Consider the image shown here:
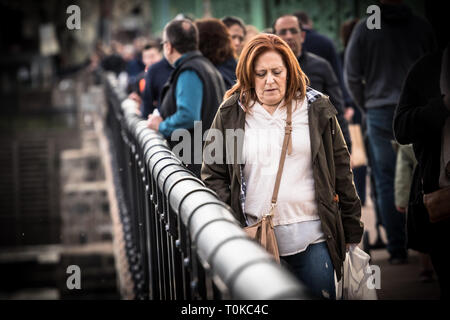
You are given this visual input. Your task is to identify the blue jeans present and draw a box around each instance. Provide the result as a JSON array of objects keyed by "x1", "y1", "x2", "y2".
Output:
[
  {"x1": 366, "y1": 106, "x2": 406, "y2": 257},
  {"x1": 353, "y1": 165, "x2": 367, "y2": 206},
  {"x1": 281, "y1": 242, "x2": 336, "y2": 300}
]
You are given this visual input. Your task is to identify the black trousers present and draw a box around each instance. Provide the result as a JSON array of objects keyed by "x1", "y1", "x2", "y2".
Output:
[{"x1": 429, "y1": 219, "x2": 450, "y2": 299}]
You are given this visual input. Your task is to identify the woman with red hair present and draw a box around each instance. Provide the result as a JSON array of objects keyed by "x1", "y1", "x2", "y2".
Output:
[
  {"x1": 201, "y1": 34, "x2": 363, "y2": 299},
  {"x1": 196, "y1": 18, "x2": 237, "y2": 90}
]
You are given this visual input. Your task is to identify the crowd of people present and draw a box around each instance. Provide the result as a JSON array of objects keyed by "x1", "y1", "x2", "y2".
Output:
[{"x1": 93, "y1": 0, "x2": 449, "y2": 299}]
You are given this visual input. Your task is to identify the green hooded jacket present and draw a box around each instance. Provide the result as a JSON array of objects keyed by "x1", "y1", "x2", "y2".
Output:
[{"x1": 201, "y1": 88, "x2": 364, "y2": 280}]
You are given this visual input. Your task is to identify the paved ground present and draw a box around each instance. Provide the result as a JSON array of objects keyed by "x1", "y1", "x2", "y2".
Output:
[
  {"x1": 358, "y1": 180, "x2": 440, "y2": 300},
  {"x1": 369, "y1": 249, "x2": 440, "y2": 300}
]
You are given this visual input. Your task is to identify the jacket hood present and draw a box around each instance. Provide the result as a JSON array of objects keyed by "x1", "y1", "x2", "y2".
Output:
[{"x1": 216, "y1": 57, "x2": 237, "y2": 90}]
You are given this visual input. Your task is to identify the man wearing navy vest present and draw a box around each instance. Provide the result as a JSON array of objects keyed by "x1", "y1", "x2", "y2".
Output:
[{"x1": 147, "y1": 18, "x2": 226, "y2": 177}]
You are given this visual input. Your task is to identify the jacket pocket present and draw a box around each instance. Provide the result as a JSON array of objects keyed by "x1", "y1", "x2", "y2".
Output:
[
  {"x1": 321, "y1": 199, "x2": 346, "y2": 260},
  {"x1": 320, "y1": 198, "x2": 339, "y2": 216},
  {"x1": 319, "y1": 199, "x2": 338, "y2": 237}
]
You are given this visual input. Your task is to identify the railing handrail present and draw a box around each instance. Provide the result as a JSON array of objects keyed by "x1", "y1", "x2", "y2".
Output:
[{"x1": 105, "y1": 72, "x2": 314, "y2": 300}]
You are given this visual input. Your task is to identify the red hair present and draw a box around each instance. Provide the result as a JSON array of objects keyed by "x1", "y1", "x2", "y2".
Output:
[{"x1": 225, "y1": 33, "x2": 308, "y2": 111}]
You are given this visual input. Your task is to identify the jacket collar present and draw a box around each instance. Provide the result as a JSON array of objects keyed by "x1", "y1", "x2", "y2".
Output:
[
  {"x1": 305, "y1": 86, "x2": 323, "y2": 105},
  {"x1": 305, "y1": 87, "x2": 337, "y2": 161},
  {"x1": 173, "y1": 51, "x2": 202, "y2": 68},
  {"x1": 231, "y1": 86, "x2": 325, "y2": 112},
  {"x1": 166, "y1": 51, "x2": 203, "y2": 84},
  {"x1": 297, "y1": 48, "x2": 308, "y2": 65},
  {"x1": 228, "y1": 87, "x2": 336, "y2": 183}
]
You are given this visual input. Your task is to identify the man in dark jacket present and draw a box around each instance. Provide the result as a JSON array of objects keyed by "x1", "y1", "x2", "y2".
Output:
[
  {"x1": 147, "y1": 19, "x2": 226, "y2": 177},
  {"x1": 294, "y1": 11, "x2": 353, "y2": 108},
  {"x1": 273, "y1": 15, "x2": 352, "y2": 152},
  {"x1": 128, "y1": 42, "x2": 162, "y2": 97},
  {"x1": 128, "y1": 42, "x2": 170, "y2": 118},
  {"x1": 345, "y1": 0, "x2": 436, "y2": 264},
  {"x1": 141, "y1": 57, "x2": 173, "y2": 118}
]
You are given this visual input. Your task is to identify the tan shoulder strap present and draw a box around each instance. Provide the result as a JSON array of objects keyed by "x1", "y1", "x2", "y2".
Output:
[{"x1": 271, "y1": 102, "x2": 293, "y2": 205}]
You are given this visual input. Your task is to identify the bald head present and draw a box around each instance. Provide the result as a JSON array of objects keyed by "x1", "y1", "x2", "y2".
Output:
[{"x1": 181, "y1": 21, "x2": 192, "y2": 31}]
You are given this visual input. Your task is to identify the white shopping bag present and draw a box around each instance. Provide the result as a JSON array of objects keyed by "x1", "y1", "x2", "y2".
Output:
[{"x1": 335, "y1": 245, "x2": 378, "y2": 300}]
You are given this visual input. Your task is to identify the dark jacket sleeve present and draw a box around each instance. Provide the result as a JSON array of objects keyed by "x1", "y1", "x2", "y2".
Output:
[
  {"x1": 344, "y1": 22, "x2": 366, "y2": 112},
  {"x1": 323, "y1": 40, "x2": 353, "y2": 107},
  {"x1": 332, "y1": 115, "x2": 364, "y2": 244},
  {"x1": 323, "y1": 61, "x2": 352, "y2": 153},
  {"x1": 393, "y1": 55, "x2": 450, "y2": 145},
  {"x1": 201, "y1": 107, "x2": 231, "y2": 205},
  {"x1": 141, "y1": 69, "x2": 155, "y2": 119}
]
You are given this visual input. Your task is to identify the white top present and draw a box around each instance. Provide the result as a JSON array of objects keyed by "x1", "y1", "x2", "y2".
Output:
[{"x1": 242, "y1": 98, "x2": 325, "y2": 256}]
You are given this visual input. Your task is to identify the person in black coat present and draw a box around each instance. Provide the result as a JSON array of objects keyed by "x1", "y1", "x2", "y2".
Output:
[
  {"x1": 140, "y1": 57, "x2": 174, "y2": 118},
  {"x1": 394, "y1": 44, "x2": 450, "y2": 299},
  {"x1": 294, "y1": 11, "x2": 352, "y2": 108},
  {"x1": 345, "y1": 1, "x2": 436, "y2": 264}
]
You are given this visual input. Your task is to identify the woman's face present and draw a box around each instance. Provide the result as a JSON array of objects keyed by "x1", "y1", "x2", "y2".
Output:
[
  {"x1": 253, "y1": 50, "x2": 287, "y2": 106},
  {"x1": 229, "y1": 24, "x2": 245, "y2": 56}
]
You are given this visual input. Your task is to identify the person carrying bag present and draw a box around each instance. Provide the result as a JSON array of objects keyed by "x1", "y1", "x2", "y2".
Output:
[
  {"x1": 422, "y1": 45, "x2": 450, "y2": 223},
  {"x1": 202, "y1": 33, "x2": 363, "y2": 300}
]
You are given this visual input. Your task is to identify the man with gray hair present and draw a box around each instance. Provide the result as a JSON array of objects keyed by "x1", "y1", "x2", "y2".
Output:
[{"x1": 147, "y1": 18, "x2": 226, "y2": 176}]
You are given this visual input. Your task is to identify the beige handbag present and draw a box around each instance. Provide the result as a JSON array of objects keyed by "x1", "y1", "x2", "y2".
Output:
[
  {"x1": 244, "y1": 102, "x2": 293, "y2": 264},
  {"x1": 349, "y1": 124, "x2": 367, "y2": 168}
]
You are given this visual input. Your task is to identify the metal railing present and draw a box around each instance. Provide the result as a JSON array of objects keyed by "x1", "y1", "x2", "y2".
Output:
[{"x1": 103, "y1": 73, "x2": 313, "y2": 300}]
